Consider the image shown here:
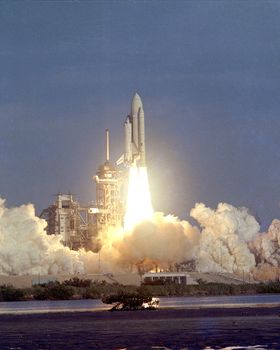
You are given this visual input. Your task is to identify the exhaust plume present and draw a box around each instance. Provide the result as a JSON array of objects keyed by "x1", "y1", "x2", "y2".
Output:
[
  {"x1": 190, "y1": 203, "x2": 259, "y2": 273},
  {"x1": 0, "y1": 198, "x2": 89, "y2": 275},
  {"x1": 124, "y1": 165, "x2": 153, "y2": 230},
  {"x1": 251, "y1": 219, "x2": 280, "y2": 281},
  {"x1": 2, "y1": 195, "x2": 280, "y2": 282},
  {"x1": 104, "y1": 212, "x2": 200, "y2": 272}
]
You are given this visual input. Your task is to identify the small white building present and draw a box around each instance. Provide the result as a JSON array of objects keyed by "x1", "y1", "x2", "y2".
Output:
[{"x1": 143, "y1": 272, "x2": 198, "y2": 285}]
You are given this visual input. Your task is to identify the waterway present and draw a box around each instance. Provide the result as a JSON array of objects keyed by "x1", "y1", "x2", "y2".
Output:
[
  {"x1": 0, "y1": 294, "x2": 280, "y2": 315},
  {"x1": 0, "y1": 295, "x2": 279, "y2": 349}
]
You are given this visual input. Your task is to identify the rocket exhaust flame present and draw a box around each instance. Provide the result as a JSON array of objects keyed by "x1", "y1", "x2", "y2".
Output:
[{"x1": 124, "y1": 165, "x2": 153, "y2": 230}]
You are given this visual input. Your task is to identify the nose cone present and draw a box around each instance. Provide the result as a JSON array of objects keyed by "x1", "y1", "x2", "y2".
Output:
[{"x1": 131, "y1": 93, "x2": 143, "y2": 115}]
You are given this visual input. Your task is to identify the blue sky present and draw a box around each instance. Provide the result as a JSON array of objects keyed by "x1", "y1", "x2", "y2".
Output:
[{"x1": 1, "y1": 1, "x2": 280, "y2": 228}]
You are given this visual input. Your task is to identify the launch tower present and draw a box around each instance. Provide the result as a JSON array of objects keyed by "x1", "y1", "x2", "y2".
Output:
[
  {"x1": 40, "y1": 193, "x2": 95, "y2": 250},
  {"x1": 94, "y1": 130, "x2": 123, "y2": 230}
]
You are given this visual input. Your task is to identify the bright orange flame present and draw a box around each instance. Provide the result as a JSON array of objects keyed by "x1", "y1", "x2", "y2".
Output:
[{"x1": 124, "y1": 165, "x2": 153, "y2": 230}]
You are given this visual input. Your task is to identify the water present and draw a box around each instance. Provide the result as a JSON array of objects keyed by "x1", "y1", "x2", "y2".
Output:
[
  {"x1": 0, "y1": 298, "x2": 108, "y2": 315},
  {"x1": 0, "y1": 310, "x2": 279, "y2": 349},
  {"x1": 0, "y1": 296, "x2": 279, "y2": 349},
  {"x1": 159, "y1": 294, "x2": 280, "y2": 309},
  {"x1": 0, "y1": 294, "x2": 280, "y2": 315}
]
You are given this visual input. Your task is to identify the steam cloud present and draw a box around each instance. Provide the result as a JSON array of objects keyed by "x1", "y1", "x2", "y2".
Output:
[
  {"x1": 251, "y1": 220, "x2": 280, "y2": 280},
  {"x1": 190, "y1": 203, "x2": 280, "y2": 280},
  {"x1": 0, "y1": 199, "x2": 92, "y2": 275},
  {"x1": 98, "y1": 202, "x2": 280, "y2": 280},
  {"x1": 190, "y1": 203, "x2": 259, "y2": 274},
  {"x1": 1, "y1": 197, "x2": 280, "y2": 281},
  {"x1": 100, "y1": 212, "x2": 200, "y2": 272}
]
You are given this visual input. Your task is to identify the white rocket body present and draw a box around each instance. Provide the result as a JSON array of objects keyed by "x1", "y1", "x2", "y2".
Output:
[
  {"x1": 124, "y1": 116, "x2": 132, "y2": 161},
  {"x1": 117, "y1": 93, "x2": 146, "y2": 167}
]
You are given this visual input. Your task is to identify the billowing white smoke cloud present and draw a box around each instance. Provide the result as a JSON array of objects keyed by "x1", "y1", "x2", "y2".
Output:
[
  {"x1": 0, "y1": 198, "x2": 200, "y2": 276},
  {"x1": 251, "y1": 220, "x2": 280, "y2": 281},
  {"x1": 0, "y1": 198, "x2": 93, "y2": 275},
  {"x1": 190, "y1": 203, "x2": 260, "y2": 273},
  {"x1": 2, "y1": 196, "x2": 280, "y2": 281},
  {"x1": 98, "y1": 212, "x2": 200, "y2": 273}
]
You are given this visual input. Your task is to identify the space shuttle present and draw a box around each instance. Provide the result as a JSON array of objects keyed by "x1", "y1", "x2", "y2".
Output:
[{"x1": 117, "y1": 93, "x2": 146, "y2": 167}]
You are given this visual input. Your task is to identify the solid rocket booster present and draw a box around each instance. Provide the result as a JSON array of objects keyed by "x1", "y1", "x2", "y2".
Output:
[
  {"x1": 138, "y1": 104, "x2": 145, "y2": 166},
  {"x1": 117, "y1": 93, "x2": 146, "y2": 167},
  {"x1": 124, "y1": 116, "x2": 132, "y2": 161}
]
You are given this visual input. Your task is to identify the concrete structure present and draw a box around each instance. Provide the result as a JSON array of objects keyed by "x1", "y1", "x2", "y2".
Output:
[{"x1": 143, "y1": 272, "x2": 198, "y2": 285}]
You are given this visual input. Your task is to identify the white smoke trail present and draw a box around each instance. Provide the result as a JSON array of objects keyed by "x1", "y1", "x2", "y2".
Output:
[{"x1": 0, "y1": 198, "x2": 90, "y2": 275}]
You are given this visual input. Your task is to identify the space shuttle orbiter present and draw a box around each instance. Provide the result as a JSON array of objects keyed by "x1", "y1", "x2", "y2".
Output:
[{"x1": 117, "y1": 93, "x2": 146, "y2": 167}]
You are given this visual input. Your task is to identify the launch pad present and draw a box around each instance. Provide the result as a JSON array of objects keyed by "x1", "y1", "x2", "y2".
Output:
[
  {"x1": 1, "y1": 93, "x2": 274, "y2": 283},
  {"x1": 40, "y1": 93, "x2": 149, "y2": 251}
]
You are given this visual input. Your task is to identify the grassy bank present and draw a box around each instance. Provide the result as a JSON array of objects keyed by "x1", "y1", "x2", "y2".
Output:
[{"x1": 0, "y1": 278, "x2": 280, "y2": 302}]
